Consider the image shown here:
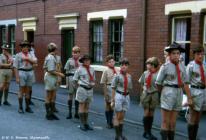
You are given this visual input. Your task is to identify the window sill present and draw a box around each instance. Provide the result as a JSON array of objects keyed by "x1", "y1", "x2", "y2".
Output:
[{"x1": 90, "y1": 64, "x2": 120, "y2": 72}]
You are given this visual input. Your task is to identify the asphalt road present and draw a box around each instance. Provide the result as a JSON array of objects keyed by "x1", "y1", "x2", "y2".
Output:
[{"x1": 0, "y1": 81, "x2": 205, "y2": 140}]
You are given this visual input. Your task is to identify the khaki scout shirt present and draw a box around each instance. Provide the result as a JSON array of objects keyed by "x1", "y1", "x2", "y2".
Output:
[
  {"x1": 186, "y1": 61, "x2": 206, "y2": 86},
  {"x1": 64, "y1": 58, "x2": 81, "y2": 75},
  {"x1": 13, "y1": 52, "x2": 37, "y2": 70},
  {"x1": 100, "y1": 67, "x2": 118, "y2": 85},
  {"x1": 43, "y1": 54, "x2": 57, "y2": 72},
  {"x1": 139, "y1": 70, "x2": 158, "y2": 93},
  {"x1": 156, "y1": 61, "x2": 189, "y2": 86},
  {"x1": 73, "y1": 65, "x2": 95, "y2": 87},
  {"x1": 0, "y1": 54, "x2": 13, "y2": 69},
  {"x1": 111, "y1": 73, "x2": 133, "y2": 93}
]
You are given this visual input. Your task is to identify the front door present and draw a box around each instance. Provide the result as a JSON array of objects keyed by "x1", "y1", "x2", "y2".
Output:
[{"x1": 61, "y1": 29, "x2": 74, "y2": 68}]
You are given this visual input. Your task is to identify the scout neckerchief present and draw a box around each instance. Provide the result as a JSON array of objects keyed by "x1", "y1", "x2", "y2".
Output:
[
  {"x1": 146, "y1": 70, "x2": 156, "y2": 89},
  {"x1": 171, "y1": 60, "x2": 183, "y2": 87},
  {"x1": 108, "y1": 65, "x2": 116, "y2": 74},
  {"x1": 120, "y1": 69, "x2": 128, "y2": 95},
  {"x1": 83, "y1": 64, "x2": 94, "y2": 82},
  {"x1": 73, "y1": 57, "x2": 79, "y2": 68},
  {"x1": 22, "y1": 52, "x2": 29, "y2": 66},
  {"x1": 195, "y1": 61, "x2": 205, "y2": 84}
]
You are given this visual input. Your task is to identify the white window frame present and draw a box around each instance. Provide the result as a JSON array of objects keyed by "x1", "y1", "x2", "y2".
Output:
[{"x1": 171, "y1": 16, "x2": 191, "y2": 44}]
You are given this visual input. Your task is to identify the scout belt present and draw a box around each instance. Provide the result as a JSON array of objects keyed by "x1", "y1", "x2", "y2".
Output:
[
  {"x1": 165, "y1": 84, "x2": 182, "y2": 88},
  {"x1": 65, "y1": 73, "x2": 74, "y2": 77},
  {"x1": 191, "y1": 85, "x2": 205, "y2": 89},
  {"x1": 116, "y1": 90, "x2": 129, "y2": 96},
  {"x1": 18, "y1": 68, "x2": 33, "y2": 71},
  {"x1": 80, "y1": 84, "x2": 93, "y2": 90}
]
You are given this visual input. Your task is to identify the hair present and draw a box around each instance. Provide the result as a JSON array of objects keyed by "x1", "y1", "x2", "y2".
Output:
[
  {"x1": 119, "y1": 58, "x2": 130, "y2": 65},
  {"x1": 105, "y1": 55, "x2": 114, "y2": 62},
  {"x1": 72, "y1": 45, "x2": 80, "y2": 53},
  {"x1": 146, "y1": 57, "x2": 160, "y2": 68},
  {"x1": 192, "y1": 44, "x2": 205, "y2": 54},
  {"x1": 47, "y1": 43, "x2": 57, "y2": 52}
]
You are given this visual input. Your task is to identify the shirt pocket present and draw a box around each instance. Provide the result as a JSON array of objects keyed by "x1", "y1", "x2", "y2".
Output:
[{"x1": 165, "y1": 72, "x2": 176, "y2": 81}]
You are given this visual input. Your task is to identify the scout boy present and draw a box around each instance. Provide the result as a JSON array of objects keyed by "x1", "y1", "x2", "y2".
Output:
[
  {"x1": 43, "y1": 43, "x2": 64, "y2": 120},
  {"x1": 100, "y1": 55, "x2": 118, "y2": 128},
  {"x1": 0, "y1": 44, "x2": 13, "y2": 106},
  {"x1": 139, "y1": 57, "x2": 160, "y2": 140},
  {"x1": 156, "y1": 42, "x2": 193, "y2": 140},
  {"x1": 73, "y1": 54, "x2": 95, "y2": 131},
  {"x1": 186, "y1": 45, "x2": 206, "y2": 140},
  {"x1": 111, "y1": 58, "x2": 132, "y2": 140},
  {"x1": 64, "y1": 46, "x2": 81, "y2": 119}
]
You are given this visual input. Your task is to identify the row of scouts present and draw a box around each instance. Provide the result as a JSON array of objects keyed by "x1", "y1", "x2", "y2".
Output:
[{"x1": 0, "y1": 40, "x2": 205, "y2": 140}]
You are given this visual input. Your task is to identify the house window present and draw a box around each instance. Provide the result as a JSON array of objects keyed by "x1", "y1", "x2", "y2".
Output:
[
  {"x1": 203, "y1": 15, "x2": 206, "y2": 64},
  {"x1": 172, "y1": 16, "x2": 191, "y2": 65},
  {"x1": 8, "y1": 25, "x2": 15, "y2": 55},
  {"x1": 91, "y1": 21, "x2": 103, "y2": 63},
  {"x1": 0, "y1": 26, "x2": 6, "y2": 46},
  {"x1": 109, "y1": 19, "x2": 124, "y2": 62}
]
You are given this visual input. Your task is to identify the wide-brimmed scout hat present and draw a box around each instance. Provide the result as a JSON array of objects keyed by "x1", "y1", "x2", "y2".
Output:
[
  {"x1": 164, "y1": 42, "x2": 185, "y2": 53},
  {"x1": 19, "y1": 40, "x2": 30, "y2": 48},
  {"x1": 47, "y1": 42, "x2": 57, "y2": 52},
  {"x1": 146, "y1": 57, "x2": 160, "y2": 68},
  {"x1": 1, "y1": 44, "x2": 11, "y2": 49},
  {"x1": 79, "y1": 54, "x2": 91, "y2": 63}
]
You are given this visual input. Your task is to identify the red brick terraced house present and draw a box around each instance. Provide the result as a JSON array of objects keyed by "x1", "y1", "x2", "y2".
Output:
[{"x1": 0, "y1": 0, "x2": 206, "y2": 97}]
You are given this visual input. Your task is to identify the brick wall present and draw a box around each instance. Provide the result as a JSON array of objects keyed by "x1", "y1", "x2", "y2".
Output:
[{"x1": 0, "y1": 0, "x2": 204, "y2": 96}]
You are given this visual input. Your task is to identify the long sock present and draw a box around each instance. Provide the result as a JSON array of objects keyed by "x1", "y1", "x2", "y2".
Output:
[
  {"x1": 119, "y1": 124, "x2": 123, "y2": 137},
  {"x1": 188, "y1": 124, "x2": 195, "y2": 140},
  {"x1": 193, "y1": 124, "x2": 199, "y2": 140},
  {"x1": 0, "y1": 90, "x2": 3, "y2": 104},
  {"x1": 114, "y1": 125, "x2": 120, "y2": 138},
  {"x1": 148, "y1": 116, "x2": 154, "y2": 134},
  {"x1": 68, "y1": 100, "x2": 72, "y2": 113},
  {"x1": 143, "y1": 117, "x2": 150, "y2": 134},
  {"x1": 105, "y1": 111, "x2": 110, "y2": 124},
  {"x1": 4, "y1": 89, "x2": 9, "y2": 102},
  {"x1": 75, "y1": 100, "x2": 79, "y2": 115},
  {"x1": 109, "y1": 110, "x2": 114, "y2": 125},
  {"x1": 160, "y1": 129, "x2": 168, "y2": 140},
  {"x1": 18, "y1": 98, "x2": 23, "y2": 109},
  {"x1": 79, "y1": 113, "x2": 85, "y2": 125},
  {"x1": 168, "y1": 130, "x2": 175, "y2": 140}
]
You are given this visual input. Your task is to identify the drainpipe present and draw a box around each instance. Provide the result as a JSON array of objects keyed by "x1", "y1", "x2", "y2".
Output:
[{"x1": 141, "y1": 0, "x2": 147, "y2": 72}]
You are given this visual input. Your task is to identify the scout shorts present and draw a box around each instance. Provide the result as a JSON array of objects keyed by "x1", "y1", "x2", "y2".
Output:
[
  {"x1": 190, "y1": 88, "x2": 205, "y2": 111},
  {"x1": 140, "y1": 91, "x2": 159, "y2": 109},
  {"x1": 0, "y1": 69, "x2": 12, "y2": 83},
  {"x1": 44, "y1": 73, "x2": 58, "y2": 91},
  {"x1": 104, "y1": 85, "x2": 112, "y2": 102},
  {"x1": 161, "y1": 86, "x2": 183, "y2": 111},
  {"x1": 76, "y1": 86, "x2": 93, "y2": 103},
  {"x1": 19, "y1": 70, "x2": 33, "y2": 87},
  {"x1": 114, "y1": 92, "x2": 130, "y2": 112},
  {"x1": 67, "y1": 76, "x2": 77, "y2": 95}
]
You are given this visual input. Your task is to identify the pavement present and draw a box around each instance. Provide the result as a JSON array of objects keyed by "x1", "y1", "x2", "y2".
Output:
[{"x1": 0, "y1": 80, "x2": 205, "y2": 140}]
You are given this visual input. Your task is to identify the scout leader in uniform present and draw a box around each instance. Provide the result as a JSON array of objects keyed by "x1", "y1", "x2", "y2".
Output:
[
  {"x1": 43, "y1": 43, "x2": 65, "y2": 120},
  {"x1": 138, "y1": 57, "x2": 160, "y2": 140},
  {"x1": 0, "y1": 44, "x2": 13, "y2": 106},
  {"x1": 111, "y1": 58, "x2": 132, "y2": 140},
  {"x1": 186, "y1": 46, "x2": 206, "y2": 140},
  {"x1": 64, "y1": 46, "x2": 81, "y2": 119},
  {"x1": 155, "y1": 42, "x2": 193, "y2": 140},
  {"x1": 13, "y1": 41, "x2": 38, "y2": 113},
  {"x1": 100, "y1": 55, "x2": 118, "y2": 129},
  {"x1": 73, "y1": 54, "x2": 95, "y2": 131}
]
